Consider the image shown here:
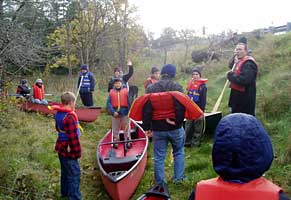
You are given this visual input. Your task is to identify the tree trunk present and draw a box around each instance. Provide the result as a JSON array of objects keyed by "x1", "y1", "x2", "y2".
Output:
[
  {"x1": 163, "y1": 49, "x2": 167, "y2": 64},
  {"x1": 66, "y1": 23, "x2": 72, "y2": 77}
]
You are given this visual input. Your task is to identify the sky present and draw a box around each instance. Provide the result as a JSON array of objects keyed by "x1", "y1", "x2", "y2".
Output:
[{"x1": 129, "y1": 0, "x2": 291, "y2": 38}]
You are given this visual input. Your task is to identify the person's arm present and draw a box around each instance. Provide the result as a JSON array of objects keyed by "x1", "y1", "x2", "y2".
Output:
[
  {"x1": 89, "y1": 73, "x2": 95, "y2": 92},
  {"x1": 108, "y1": 79, "x2": 113, "y2": 92},
  {"x1": 174, "y1": 98, "x2": 186, "y2": 126},
  {"x1": 106, "y1": 95, "x2": 115, "y2": 115},
  {"x1": 64, "y1": 114, "x2": 81, "y2": 159},
  {"x1": 227, "y1": 61, "x2": 257, "y2": 86},
  {"x1": 122, "y1": 64, "x2": 133, "y2": 83},
  {"x1": 142, "y1": 100, "x2": 152, "y2": 131},
  {"x1": 199, "y1": 85, "x2": 207, "y2": 111}
]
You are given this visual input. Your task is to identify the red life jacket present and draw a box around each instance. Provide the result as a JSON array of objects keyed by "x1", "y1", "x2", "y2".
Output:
[
  {"x1": 230, "y1": 56, "x2": 258, "y2": 92},
  {"x1": 109, "y1": 88, "x2": 129, "y2": 109},
  {"x1": 129, "y1": 91, "x2": 203, "y2": 121},
  {"x1": 144, "y1": 77, "x2": 158, "y2": 88},
  {"x1": 187, "y1": 78, "x2": 208, "y2": 102},
  {"x1": 33, "y1": 84, "x2": 45, "y2": 100},
  {"x1": 195, "y1": 177, "x2": 282, "y2": 200}
]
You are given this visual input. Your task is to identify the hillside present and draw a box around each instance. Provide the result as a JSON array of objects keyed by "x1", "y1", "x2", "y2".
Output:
[{"x1": 0, "y1": 33, "x2": 291, "y2": 199}]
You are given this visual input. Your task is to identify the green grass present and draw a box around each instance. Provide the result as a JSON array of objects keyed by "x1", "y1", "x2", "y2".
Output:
[{"x1": 1, "y1": 33, "x2": 291, "y2": 199}]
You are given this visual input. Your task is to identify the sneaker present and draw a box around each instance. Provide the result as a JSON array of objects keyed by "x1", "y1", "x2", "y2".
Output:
[
  {"x1": 173, "y1": 176, "x2": 187, "y2": 184},
  {"x1": 112, "y1": 143, "x2": 118, "y2": 149}
]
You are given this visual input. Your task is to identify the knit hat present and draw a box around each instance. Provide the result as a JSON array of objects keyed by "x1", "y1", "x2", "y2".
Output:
[
  {"x1": 237, "y1": 36, "x2": 248, "y2": 50},
  {"x1": 114, "y1": 67, "x2": 121, "y2": 73},
  {"x1": 192, "y1": 67, "x2": 201, "y2": 77},
  {"x1": 21, "y1": 79, "x2": 28, "y2": 85},
  {"x1": 113, "y1": 77, "x2": 123, "y2": 83},
  {"x1": 161, "y1": 64, "x2": 176, "y2": 78},
  {"x1": 80, "y1": 64, "x2": 88, "y2": 70},
  {"x1": 35, "y1": 79, "x2": 43, "y2": 84},
  {"x1": 151, "y1": 67, "x2": 160, "y2": 74}
]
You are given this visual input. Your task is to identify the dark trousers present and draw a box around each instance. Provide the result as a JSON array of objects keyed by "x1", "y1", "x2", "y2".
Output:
[
  {"x1": 185, "y1": 117, "x2": 204, "y2": 146},
  {"x1": 59, "y1": 155, "x2": 82, "y2": 200},
  {"x1": 80, "y1": 92, "x2": 93, "y2": 106}
]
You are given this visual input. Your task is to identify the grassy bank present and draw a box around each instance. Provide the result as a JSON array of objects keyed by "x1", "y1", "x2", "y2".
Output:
[{"x1": 0, "y1": 33, "x2": 291, "y2": 199}]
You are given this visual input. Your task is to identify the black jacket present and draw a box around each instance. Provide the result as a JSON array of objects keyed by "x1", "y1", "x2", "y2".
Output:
[
  {"x1": 227, "y1": 60, "x2": 257, "y2": 116},
  {"x1": 142, "y1": 78, "x2": 185, "y2": 131}
]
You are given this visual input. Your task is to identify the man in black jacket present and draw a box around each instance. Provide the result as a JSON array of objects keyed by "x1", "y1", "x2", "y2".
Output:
[
  {"x1": 227, "y1": 37, "x2": 258, "y2": 116},
  {"x1": 143, "y1": 64, "x2": 186, "y2": 184}
]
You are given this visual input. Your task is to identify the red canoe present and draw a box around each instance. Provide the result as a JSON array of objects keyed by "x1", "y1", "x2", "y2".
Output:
[
  {"x1": 96, "y1": 121, "x2": 148, "y2": 200},
  {"x1": 20, "y1": 101, "x2": 101, "y2": 123}
]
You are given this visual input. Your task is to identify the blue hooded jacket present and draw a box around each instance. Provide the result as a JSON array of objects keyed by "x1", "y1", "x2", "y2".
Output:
[{"x1": 212, "y1": 113, "x2": 274, "y2": 183}]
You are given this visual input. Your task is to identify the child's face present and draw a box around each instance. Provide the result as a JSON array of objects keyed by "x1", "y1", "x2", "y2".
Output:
[
  {"x1": 152, "y1": 71, "x2": 160, "y2": 79},
  {"x1": 114, "y1": 71, "x2": 121, "y2": 77},
  {"x1": 192, "y1": 72, "x2": 200, "y2": 81},
  {"x1": 114, "y1": 81, "x2": 122, "y2": 89},
  {"x1": 81, "y1": 69, "x2": 87, "y2": 73}
]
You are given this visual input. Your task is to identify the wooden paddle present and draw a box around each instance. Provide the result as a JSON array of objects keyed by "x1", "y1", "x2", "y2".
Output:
[
  {"x1": 75, "y1": 75, "x2": 84, "y2": 105},
  {"x1": 211, "y1": 62, "x2": 236, "y2": 113}
]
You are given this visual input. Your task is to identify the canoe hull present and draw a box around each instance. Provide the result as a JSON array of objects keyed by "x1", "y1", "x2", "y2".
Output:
[
  {"x1": 97, "y1": 121, "x2": 148, "y2": 200},
  {"x1": 20, "y1": 101, "x2": 101, "y2": 123},
  {"x1": 100, "y1": 152, "x2": 147, "y2": 200}
]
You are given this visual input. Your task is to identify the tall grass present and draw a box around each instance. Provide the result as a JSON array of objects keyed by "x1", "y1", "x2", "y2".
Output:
[{"x1": 1, "y1": 33, "x2": 291, "y2": 199}]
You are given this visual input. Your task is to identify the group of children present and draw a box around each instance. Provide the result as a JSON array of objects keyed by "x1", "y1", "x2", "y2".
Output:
[{"x1": 16, "y1": 78, "x2": 48, "y2": 104}]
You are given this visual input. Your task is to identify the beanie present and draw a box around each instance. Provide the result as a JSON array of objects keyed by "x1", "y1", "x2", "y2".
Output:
[
  {"x1": 192, "y1": 67, "x2": 201, "y2": 77},
  {"x1": 80, "y1": 64, "x2": 88, "y2": 70},
  {"x1": 21, "y1": 79, "x2": 28, "y2": 85},
  {"x1": 113, "y1": 77, "x2": 123, "y2": 83},
  {"x1": 161, "y1": 64, "x2": 176, "y2": 78},
  {"x1": 35, "y1": 79, "x2": 43, "y2": 84},
  {"x1": 151, "y1": 67, "x2": 160, "y2": 74},
  {"x1": 237, "y1": 36, "x2": 248, "y2": 50}
]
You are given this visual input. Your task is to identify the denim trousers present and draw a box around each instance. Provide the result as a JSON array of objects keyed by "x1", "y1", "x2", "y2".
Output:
[
  {"x1": 59, "y1": 155, "x2": 82, "y2": 200},
  {"x1": 153, "y1": 127, "x2": 185, "y2": 184}
]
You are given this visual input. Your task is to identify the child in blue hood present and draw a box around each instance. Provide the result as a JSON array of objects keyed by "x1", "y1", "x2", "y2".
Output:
[{"x1": 189, "y1": 113, "x2": 290, "y2": 200}]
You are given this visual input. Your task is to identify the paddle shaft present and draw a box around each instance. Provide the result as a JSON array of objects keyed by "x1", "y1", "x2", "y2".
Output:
[
  {"x1": 75, "y1": 75, "x2": 84, "y2": 105},
  {"x1": 211, "y1": 62, "x2": 236, "y2": 113}
]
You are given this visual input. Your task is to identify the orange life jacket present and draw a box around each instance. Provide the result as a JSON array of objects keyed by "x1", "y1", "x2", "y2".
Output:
[
  {"x1": 195, "y1": 177, "x2": 282, "y2": 200},
  {"x1": 230, "y1": 56, "x2": 258, "y2": 92},
  {"x1": 187, "y1": 78, "x2": 208, "y2": 102},
  {"x1": 109, "y1": 88, "x2": 129, "y2": 109},
  {"x1": 129, "y1": 91, "x2": 203, "y2": 121},
  {"x1": 33, "y1": 84, "x2": 45, "y2": 100},
  {"x1": 144, "y1": 77, "x2": 158, "y2": 88}
]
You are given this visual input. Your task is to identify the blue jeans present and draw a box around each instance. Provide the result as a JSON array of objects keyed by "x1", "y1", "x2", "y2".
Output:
[
  {"x1": 59, "y1": 155, "x2": 82, "y2": 200},
  {"x1": 153, "y1": 127, "x2": 185, "y2": 184}
]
